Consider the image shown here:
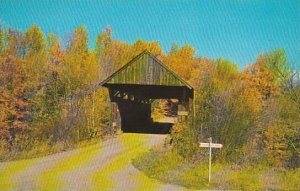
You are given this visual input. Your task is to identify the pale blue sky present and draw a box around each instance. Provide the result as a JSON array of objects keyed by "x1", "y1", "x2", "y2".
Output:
[{"x1": 0, "y1": 0, "x2": 299, "y2": 69}]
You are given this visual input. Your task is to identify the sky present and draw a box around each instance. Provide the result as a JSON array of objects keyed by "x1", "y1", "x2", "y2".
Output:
[{"x1": 0, "y1": 0, "x2": 299, "y2": 69}]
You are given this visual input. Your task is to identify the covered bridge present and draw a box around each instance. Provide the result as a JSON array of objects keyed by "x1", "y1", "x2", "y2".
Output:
[{"x1": 100, "y1": 51, "x2": 194, "y2": 134}]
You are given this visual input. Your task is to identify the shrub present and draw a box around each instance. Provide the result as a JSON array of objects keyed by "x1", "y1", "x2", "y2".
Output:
[{"x1": 170, "y1": 123, "x2": 199, "y2": 159}]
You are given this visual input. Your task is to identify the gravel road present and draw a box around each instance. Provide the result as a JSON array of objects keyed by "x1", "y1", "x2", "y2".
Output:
[{"x1": 0, "y1": 134, "x2": 187, "y2": 191}]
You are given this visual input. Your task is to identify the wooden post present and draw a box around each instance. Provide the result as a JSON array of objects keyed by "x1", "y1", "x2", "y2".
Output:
[
  {"x1": 209, "y1": 137, "x2": 212, "y2": 183},
  {"x1": 193, "y1": 91, "x2": 195, "y2": 129},
  {"x1": 199, "y1": 138, "x2": 223, "y2": 184}
]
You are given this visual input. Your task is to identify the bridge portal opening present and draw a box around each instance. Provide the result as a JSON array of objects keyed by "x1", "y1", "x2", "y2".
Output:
[{"x1": 151, "y1": 99, "x2": 178, "y2": 122}]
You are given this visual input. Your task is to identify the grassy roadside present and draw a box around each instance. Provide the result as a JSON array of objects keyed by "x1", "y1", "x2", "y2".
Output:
[
  {"x1": 278, "y1": 168, "x2": 300, "y2": 190},
  {"x1": 0, "y1": 138, "x2": 102, "y2": 162},
  {"x1": 133, "y1": 146, "x2": 300, "y2": 190}
]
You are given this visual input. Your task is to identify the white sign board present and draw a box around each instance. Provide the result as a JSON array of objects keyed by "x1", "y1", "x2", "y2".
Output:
[
  {"x1": 199, "y1": 138, "x2": 223, "y2": 183},
  {"x1": 199, "y1": 143, "x2": 223, "y2": 148},
  {"x1": 178, "y1": 111, "x2": 188, "y2": 116}
]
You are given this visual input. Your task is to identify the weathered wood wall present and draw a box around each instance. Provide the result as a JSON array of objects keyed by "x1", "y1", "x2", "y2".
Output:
[{"x1": 106, "y1": 53, "x2": 187, "y2": 87}]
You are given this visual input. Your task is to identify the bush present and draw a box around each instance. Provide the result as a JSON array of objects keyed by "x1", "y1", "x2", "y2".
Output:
[{"x1": 170, "y1": 123, "x2": 199, "y2": 159}]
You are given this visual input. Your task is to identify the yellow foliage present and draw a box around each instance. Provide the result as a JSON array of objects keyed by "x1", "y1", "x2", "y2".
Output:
[
  {"x1": 264, "y1": 122, "x2": 294, "y2": 166},
  {"x1": 163, "y1": 45, "x2": 196, "y2": 81}
]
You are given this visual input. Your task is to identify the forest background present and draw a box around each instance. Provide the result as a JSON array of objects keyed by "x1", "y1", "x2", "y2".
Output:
[{"x1": 0, "y1": 25, "x2": 299, "y2": 188}]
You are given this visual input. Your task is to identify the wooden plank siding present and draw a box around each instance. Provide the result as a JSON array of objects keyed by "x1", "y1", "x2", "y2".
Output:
[{"x1": 102, "y1": 51, "x2": 191, "y2": 88}]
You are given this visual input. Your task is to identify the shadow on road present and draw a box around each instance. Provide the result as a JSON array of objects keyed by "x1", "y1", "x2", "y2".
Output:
[{"x1": 122, "y1": 122, "x2": 173, "y2": 134}]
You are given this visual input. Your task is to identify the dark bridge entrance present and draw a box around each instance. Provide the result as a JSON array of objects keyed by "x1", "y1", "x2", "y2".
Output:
[{"x1": 100, "y1": 51, "x2": 194, "y2": 134}]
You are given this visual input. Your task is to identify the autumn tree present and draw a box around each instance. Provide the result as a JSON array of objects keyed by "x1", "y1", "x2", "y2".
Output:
[
  {"x1": 0, "y1": 54, "x2": 27, "y2": 150},
  {"x1": 163, "y1": 45, "x2": 197, "y2": 81},
  {"x1": 0, "y1": 24, "x2": 298, "y2": 167}
]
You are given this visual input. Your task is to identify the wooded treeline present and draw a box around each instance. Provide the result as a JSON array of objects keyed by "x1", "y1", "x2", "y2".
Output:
[
  {"x1": 171, "y1": 49, "x2": 300, "y2": 168},
  {"x1": 0, "y1": 24, "x2": 299, "y2": 166}
]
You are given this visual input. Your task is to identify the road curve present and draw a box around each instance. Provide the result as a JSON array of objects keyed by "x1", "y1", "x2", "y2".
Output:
[{"x1": 0, "y1": 134, "x2": 187, "y2": 191}]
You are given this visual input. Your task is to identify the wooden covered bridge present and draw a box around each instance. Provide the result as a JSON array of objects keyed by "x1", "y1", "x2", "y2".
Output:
[{"x1": 100, "y1": 51, "x2": 194, "y2": 134}]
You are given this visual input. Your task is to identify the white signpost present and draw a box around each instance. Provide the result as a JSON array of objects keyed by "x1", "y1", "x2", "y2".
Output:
[{"x1": 199, "y1": 137, "x2": 223, "y2": 183}]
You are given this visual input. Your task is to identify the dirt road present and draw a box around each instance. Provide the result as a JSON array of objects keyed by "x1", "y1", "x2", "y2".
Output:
[{"x1": 0, "y1": 134, "x2": 187, "y2": 191}]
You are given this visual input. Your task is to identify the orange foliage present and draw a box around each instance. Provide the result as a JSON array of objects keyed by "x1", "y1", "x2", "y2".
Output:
[
  {"x1": 0, "y1": 55, "x2": 28, "y2": 139},
  {"x1": 240, "y1": 60, "x2": 279, "y2": 113}
]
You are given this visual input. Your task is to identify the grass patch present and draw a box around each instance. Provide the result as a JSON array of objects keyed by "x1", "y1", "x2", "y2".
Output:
[
  {"x1": 133, "y1": 147, "x2": 225, "y2": 190},
  {"x1": 225, "y1": 167, "x2": 264, "y2": 190},
  {"x1": 0, "y1": 138, "x2": 101, "y2": 162},
  {"x1": 0, "y1": 142, "x2": 63, "y2": 162},
  {"x1": 178, "y1": 162, "x2": 224, "y2": 189},
  {"x1": 134, "y1": 148, "x2": 300, "y2": 190},
  {"x1": 278, "y1": 168, "x2": 300, "y2": 190},
  {"x1": 133, "y1": 148, "x2": 183, "y2": 179}
]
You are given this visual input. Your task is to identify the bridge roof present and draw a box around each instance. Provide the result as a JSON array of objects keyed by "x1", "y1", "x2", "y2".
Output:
[{"x1": 99, "y1": 51, "x2": 193, "y2": 90}]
